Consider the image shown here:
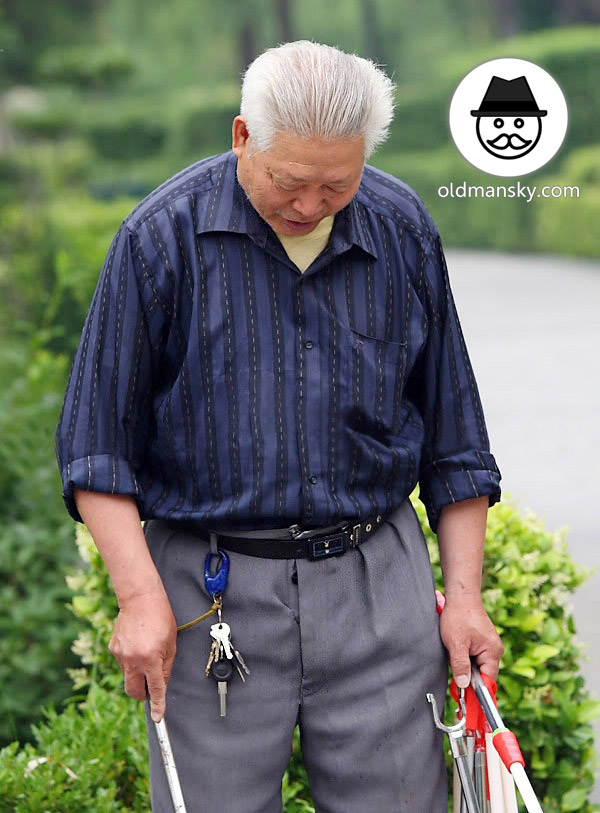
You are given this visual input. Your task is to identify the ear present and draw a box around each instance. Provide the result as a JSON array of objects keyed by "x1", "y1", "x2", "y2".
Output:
[{"x1": 232, "y1": 116, "x2": 250, "y2": 156}]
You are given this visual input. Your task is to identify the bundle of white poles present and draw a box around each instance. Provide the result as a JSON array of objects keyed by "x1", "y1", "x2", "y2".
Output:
[{"x1": 462, "y1": 664, "x2": 544, "y2": 813}]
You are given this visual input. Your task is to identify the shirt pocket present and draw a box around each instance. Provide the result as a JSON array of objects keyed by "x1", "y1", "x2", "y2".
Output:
[{"x1": 342, "y1": 328, "x2": 408, "y2": 437}]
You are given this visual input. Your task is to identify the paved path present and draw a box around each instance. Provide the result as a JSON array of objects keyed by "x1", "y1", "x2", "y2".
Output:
[{"x1": 445, "y1": 249, "x2": 600, "y2": 802}]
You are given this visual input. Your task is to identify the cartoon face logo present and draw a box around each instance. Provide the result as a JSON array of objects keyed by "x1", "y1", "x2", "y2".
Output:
[
  {"x1": 475, "y1": 114, "x2": 542, "y2": 159},
  {"x1": 471, "y1": 75, "x2": 547, "y2": 161}
]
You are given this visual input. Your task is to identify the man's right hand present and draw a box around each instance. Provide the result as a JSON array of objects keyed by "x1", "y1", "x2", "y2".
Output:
[
  {"x1": 109, "y1": 590, "x2": 178, "y2": 722},
  {"x1": 73, "y1": 490, "x2": 179, "y2": 722}
]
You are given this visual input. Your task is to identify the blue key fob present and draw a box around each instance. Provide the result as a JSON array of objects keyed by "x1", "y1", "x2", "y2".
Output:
[{"x1": 204, "y1": 550, "x2": 230, "y2": 596}]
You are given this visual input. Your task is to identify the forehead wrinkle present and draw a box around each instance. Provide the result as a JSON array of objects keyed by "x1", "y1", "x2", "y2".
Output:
[{"x1": 270, "y1": 163, "x2": 354, "y2": 185}]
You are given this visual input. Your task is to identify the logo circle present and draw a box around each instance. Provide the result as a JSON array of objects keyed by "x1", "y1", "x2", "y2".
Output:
[{"x1": 449, "y1": 58, "x2": 568, "y2": 177}]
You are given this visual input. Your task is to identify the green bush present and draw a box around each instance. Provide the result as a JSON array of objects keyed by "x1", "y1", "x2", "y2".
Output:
[
  {"x1": 561, "y1": 145, "x2": 600, "y2": 186},
  {"x1": 85, "y1": 114, "x2": 169, "y2": 161},
  {"x1": 181, "y1": 100, "x2": 238, "y2": 155},
  {"x1": 0, "y1": 348, "x2": 69, "y2": 522},
  {"x1": 37, "y1": 45, "x2": 136, "y2": 91},
  {"x1": 0, "y1": 685, "x2": 150, "y2": 812},
  {"x1": 534, "y1": 180, "x2": 600, "y2": 259},
  {"x1": 2, "y1": 497, "x2": 594, "y2": 811},
  {"x1": 9, "y1": 107, "x2": 77, "y2": 142},
  {"x1": 384, "y1": 86, "x2": 455, "y2": 155},
  {"x1": 0, "y1": 346, "x2": 83, "y2": 745},
  {"x1": 0, "y1": 520, "x2": 81, "y2": 747},
  {"x1": 0, "y1": 154, "x2": 37, "y2": 207}
]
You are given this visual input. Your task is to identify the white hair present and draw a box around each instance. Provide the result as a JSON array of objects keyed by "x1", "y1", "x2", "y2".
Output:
[{"x1": 240, "y1": 40, "x2": 396, "y2": 158}]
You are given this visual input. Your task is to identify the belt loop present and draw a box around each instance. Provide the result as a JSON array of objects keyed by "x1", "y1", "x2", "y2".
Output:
[{"x1": 209, "y1": 531, "x2": 218, "y2": 555}]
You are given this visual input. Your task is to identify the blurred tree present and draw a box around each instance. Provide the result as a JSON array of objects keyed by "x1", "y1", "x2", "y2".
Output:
[
  {"x1": 0, "y1": 0, "x2": 97, "y2": 84},
  {"x1": 275, "y1": 0, "x2": 295, "y2": 41},
  {"x1": 520, "y1": 0, "x2": 556, "y2": 31},
  {"x1": 555, "y1": 0, "x2": 600, "y2": 24},
  {"x1": 489, "y1": 0, "x2": 600, "y2": 34},
  {"x1": 231, "y1": 0, "x2": 259, "y2": 74},
  {"x1": 361, "y1": 0, "x2": 389, "y2": 67},
  {"x1": 488, "y1": 0, "x2": 521, "y2": 36}
]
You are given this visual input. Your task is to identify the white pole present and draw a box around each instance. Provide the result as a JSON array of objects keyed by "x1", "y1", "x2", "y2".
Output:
[
  {"x1": 500, "y1": 761, "x2": 518, "y2": 813},
  {"x1": 155, "y1": 718, "x2": 188, "y2": 813},
  {"x1": 485, "y1": 732, "x2": 506, "y2": 813},
  {"x1": 454, "y1": 760, "x2": 463, "y2": 812},
  {"x1": 511, "y1": 764, "x2": 544, "y2": 813}
]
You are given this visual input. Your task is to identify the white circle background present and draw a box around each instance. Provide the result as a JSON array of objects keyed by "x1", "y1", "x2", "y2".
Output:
[{"x1": 449, "y1": 58, "x2": 568, "y2": 177}]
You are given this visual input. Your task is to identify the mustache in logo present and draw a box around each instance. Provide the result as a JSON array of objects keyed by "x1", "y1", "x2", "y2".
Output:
[{"x1": 486, "y1": 132, "x2": 532, "y2": 150}]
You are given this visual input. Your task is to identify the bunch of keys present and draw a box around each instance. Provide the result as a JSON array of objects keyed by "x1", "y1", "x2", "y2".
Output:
[
  {"x1": 202, "y1": 548, "x2": 250, "y2": 717},
  {"x1": 205, "y1": 621, "x2": 250, "y2": 716}
]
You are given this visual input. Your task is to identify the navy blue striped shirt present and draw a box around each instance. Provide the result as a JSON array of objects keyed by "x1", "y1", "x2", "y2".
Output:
[{"x1": 56, "y1": 150, "x2": 501, "y2": 533}]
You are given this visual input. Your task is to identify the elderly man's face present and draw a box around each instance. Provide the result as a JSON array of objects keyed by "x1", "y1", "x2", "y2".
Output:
[{"x1": 232, "y1": 117, "x2": 365, "y2": 237}]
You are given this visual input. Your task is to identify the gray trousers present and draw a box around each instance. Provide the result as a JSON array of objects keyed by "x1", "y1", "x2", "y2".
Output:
[{"x1": 144, "y1": 499, "x2": 449, "y2": 812}]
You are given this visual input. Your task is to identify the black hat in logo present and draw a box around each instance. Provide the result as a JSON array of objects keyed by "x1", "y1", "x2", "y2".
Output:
[{"x1": 470, "y1": 75, "x2": 547, "y2": 117}]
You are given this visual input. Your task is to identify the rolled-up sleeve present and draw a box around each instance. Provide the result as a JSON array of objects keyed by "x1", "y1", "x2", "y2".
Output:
[
  {"x1": 55, "y1": 224, "x2": 156, "y2": 522},
  {"x1": 413, "y1": 230, "x2": 501, "y2": 533}
]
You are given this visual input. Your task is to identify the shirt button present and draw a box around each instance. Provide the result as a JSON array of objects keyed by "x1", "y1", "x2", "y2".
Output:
[
  {"x1": 309, "y1": 475, "x2": 318, "y2": 484},
  {"x1": 304, "y1": 340, "x2": 313, "y2": 349}
]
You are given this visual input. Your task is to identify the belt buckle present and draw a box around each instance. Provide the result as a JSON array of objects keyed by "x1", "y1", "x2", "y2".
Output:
[{"x1": 308, "y1": 532, "x2": 345, "y2": 560}]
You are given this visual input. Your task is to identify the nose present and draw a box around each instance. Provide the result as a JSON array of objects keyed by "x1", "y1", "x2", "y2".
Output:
[{"x1": 291, "y1": 190, "x2": 325, "y2": 220}]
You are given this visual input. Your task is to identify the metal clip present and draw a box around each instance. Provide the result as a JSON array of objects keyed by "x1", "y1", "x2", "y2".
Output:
[
  {"x1": 427, "y1": 689, "x2": 467, "y2": 736},
  {"x1": 427, "y1": 690, "x2": 481, "y2": 813}
]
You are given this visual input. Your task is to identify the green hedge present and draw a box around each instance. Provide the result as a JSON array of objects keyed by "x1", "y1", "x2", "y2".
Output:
[
  {"x1": 372, "y1": 145, "x2": 600, "y2": 258},
  {"x1": 85, "y1": 114, "x2": 169, "y2": 161},
  {"x1": 8, "y1": 107, "x2": 78, "y2": 142},
  {"x1": 561, "y1": 144, "x2": 600, "y2": 186},
  {"x1": 534, "y1": 182, "x2": 600, "y2": 258},
  {"x1": 0, "y1": 521, "x2": 81, "y2": 748},
  {"x1": 0, "y1": 686, "x2": 149, "y2": 812},
  {"x1": 0, "y1": 192, "x2": 135, "y2": 745},
  {"x1": 0, "y1": 496, "x2": 596, "y2": 811},
  {"x1": 0, "y1": 345, "x2": 84, "y2": 745},
  {"x1": 37, "y1": 45, "x2": 136, "y2": 91},
  {"x1": 181, "y1": 99, "x2": 238, "y2": 156}
]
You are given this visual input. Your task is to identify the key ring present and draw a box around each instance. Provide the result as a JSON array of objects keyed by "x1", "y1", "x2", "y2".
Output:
[{"x1": 204, "y1": 550, "x2": 230, "y2": 597}]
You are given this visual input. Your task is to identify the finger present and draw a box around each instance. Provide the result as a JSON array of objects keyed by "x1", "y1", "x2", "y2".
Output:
[
  {"x1": 472, "y1": 648, "x2": 502, "y2": 682},
  {"x1": 448, "y1": 643, "x2": 472, "y2": 689},
  {"x1": 163, "y1": 650, "x2": 176, "y2": 688},
  {"x1": 146, "y1": 664, "x2": 167, "y2": 723},
  {"x1": 123, "y1": 669, "x2": 148, "y2": 702}
]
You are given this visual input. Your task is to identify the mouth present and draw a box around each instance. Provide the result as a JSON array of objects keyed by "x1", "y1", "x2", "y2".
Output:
[
  {"x1": 486, "y1": 133, "x2": 532, "y2": 151},
  {"x1": 280, "y1": 217, "x2": 319, "y2": 233}
]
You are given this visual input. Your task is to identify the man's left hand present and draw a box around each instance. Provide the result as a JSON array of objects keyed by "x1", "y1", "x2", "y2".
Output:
[{"x1": 439, "y1": 594, "x2": 504, "y2": 687}]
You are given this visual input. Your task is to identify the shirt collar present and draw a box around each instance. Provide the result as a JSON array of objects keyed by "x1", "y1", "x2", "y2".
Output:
[{"x1": 194, "y1": 152, "x2": 378, "y2": 260}]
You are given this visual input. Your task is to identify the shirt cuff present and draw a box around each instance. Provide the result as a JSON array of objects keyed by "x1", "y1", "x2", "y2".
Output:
[
  {"x1": 419, "y1": 450, "x2": 502, "y2": 534},
  {"x1": 61, "y1": 454, "x2": 141, "y2": 523}
]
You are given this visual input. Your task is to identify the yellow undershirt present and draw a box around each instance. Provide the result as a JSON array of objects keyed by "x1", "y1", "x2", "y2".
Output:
[{"x1": 275, "y1": 215, "x2": 334, "y2": 273}]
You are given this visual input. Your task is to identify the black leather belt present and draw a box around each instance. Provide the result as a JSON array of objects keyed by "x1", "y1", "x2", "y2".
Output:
[{"x1": 169, "y1": 514, "x2": 385, "y2": 560}]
